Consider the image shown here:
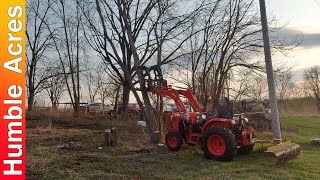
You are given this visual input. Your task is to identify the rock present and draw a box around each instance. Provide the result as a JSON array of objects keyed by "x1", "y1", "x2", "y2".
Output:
[
  {"x1": 311, "y1": 138, "x2": 320, "y2": 145},
  {"x1": 57, "y1": 144, "x2": 65, "y2": 149},
  {"x1": 137, "y1": 121, "x2": 147, "y2": 127}
]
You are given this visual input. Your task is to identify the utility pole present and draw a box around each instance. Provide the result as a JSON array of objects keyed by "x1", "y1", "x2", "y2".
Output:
[{"x1": 258, "y1": 0, "x2": 282, "y2": 144}]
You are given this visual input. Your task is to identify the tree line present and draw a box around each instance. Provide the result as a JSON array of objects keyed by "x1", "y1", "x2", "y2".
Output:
[{"x1": 27, "y1": 0, "x2": 319, "y2": 142}]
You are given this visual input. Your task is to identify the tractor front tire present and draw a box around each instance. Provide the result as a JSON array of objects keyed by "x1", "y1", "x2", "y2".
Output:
[
  {"x1": 165, "y1": 132, "x2": 183, "y2": 151},
  {"x1": 202, "y1": 127, "x2": 237, "y2": 161}
]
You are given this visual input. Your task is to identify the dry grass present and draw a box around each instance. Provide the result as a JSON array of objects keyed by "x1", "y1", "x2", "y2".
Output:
[{"x1": 26, "y1": 111, "x2": 320, "y2": 179}]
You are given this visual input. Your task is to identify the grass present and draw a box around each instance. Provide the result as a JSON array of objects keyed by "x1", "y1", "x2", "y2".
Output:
[{"x1": 26, "y1": 113, "x2": 320, "y2": 180}]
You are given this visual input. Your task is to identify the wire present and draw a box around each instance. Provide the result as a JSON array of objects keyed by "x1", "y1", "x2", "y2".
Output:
[{"x1": 313, "y1": 0, "x2": 320, "y2": 8}]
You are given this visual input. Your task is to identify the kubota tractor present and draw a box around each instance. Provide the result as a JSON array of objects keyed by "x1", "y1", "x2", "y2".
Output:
[{"x1": 143, "y1": 66, "x2": 257, "y2": 161}]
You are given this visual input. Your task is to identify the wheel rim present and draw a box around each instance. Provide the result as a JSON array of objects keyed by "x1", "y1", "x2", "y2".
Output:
[
  {"x1": 207, "y1": 135, "x2": 226, "y2": 156},
  {"x1": 167, "y1": 135, "x2": 177, "y2": 147}
]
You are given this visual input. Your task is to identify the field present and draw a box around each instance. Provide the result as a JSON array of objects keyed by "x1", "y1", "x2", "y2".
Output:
[{"x1": 26, "y1": 113, "x2": 320, "y2": 180}]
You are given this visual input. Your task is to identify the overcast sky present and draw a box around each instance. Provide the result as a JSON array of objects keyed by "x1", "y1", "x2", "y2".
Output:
[{"x1": 266, "y1": 0, "x2": 320, "y2": 71}]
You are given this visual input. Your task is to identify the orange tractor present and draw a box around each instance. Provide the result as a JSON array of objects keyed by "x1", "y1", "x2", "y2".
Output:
[
  {"x1": 144, "y1": 66, "x2": 257, "y2": 161},
  {"x1": 144, "y1": 66, "x2": 300, "y2": 161}
]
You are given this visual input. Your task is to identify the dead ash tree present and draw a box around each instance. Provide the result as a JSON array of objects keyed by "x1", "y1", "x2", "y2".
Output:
[{"x1": 81, "y1": 0, "x2": 204, "y2": 142}]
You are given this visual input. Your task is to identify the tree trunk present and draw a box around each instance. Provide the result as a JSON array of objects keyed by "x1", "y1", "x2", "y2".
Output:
[
  {"x1": 141, "y1": 87, "x2": 159, "y2": 143},
  {"x1": 28, "y1": 89, "x2": 35, "y2": 111},
  {"x1": 74, "y1": 99, "x2": 80, "y2": 117},
  {"x1": 211, "y1": 83, "x2": 224, "y2": 113},
  {"x1": 114, "y1": 84, "x2": 121, "y2": 112},
  {"x1": 120, "y1": 2, "x2": 159, "y2": 143},
  {"x1": 52, "y1": 102, "x2": 58, "y2": 110},
  {"x1": 27, "y1": 70, "x2": 35, "y2": 111},
  {"x1": 121, "y1": 83, "x2": 130, "y2": 113},
  {"x1": 157, "y1": 96, "x2": 164, "y2": 142}
]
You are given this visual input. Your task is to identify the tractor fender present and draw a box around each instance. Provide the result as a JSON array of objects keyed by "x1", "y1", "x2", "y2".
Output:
[{"x1": 202, "y1": 118, "x2": 231, "y2": 134}]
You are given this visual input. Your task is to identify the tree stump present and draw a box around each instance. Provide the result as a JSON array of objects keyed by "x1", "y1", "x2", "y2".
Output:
[
  {"x1": 104, "y1": 129, "x2": 113, "y2": 147},
  {"x1": 104, "y1": 127, "x2": 118, "y2": 147}
]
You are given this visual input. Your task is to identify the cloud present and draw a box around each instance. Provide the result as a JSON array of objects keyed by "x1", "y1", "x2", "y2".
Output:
[
  {"x1": 301, "y1": 33, "x2": 320, "y2": 47},
  {"x1": 292, "y1": 68, "x2": 305, "y2": 81},
  {"x1": 271, "y1": 28, "x2": 320, "y2": 48}
]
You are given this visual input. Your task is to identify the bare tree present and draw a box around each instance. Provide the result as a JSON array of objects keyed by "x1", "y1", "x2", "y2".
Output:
[
  {"x1": 229, "y1": 69, "x2": 252, "y2": 101},
  {"x1": 47, "y1": 0, "x2": 83, "y2": 117},
  {"x1": 98, "y1": 79, "x2": 122, "y2": 109},
  {"x1": 96, "y1": 65, "x2": 122, "y2": 108},
  {"x1": 80, "y1": 0, "x2": 133, "y2": 113},
  {"x1": 304, "y1": 65, "x2": 320, "y2": 112},
  {"x1": 26, "y1": 0, "x2": 55, "y2": 111},
  {"x1": 171, "y1": 0, "x2": 263, "y2": 110},
  {"x1": 290, "y1": 82, "x2": 305, "y2": 99},
  {"x1": 80, "y1": 0, "x2": 203, "y2": 142},
  {"x1": 82, "y1": 61, "x2": 100, "y2": 103},
  {"x1": 80, "y1": 0, "x2": 202, "y2": 115},
  {"x1": 246, "y1": 73, "x2": 268, "y2": 101},
  {"x1": 43, "y1": 65, "x2": 65, "y2": 109},
  {"x1": 275, "y1": 70, "x2": 294, "y2": 101},
  {"x1": 174, "y1": 0, "x2": 299, "y2": 112}
]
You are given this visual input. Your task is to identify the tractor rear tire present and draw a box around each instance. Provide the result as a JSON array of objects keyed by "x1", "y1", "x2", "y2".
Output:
[
  {"x1": 165, "y1": 132, "x2": 183, "y2": 151},
  {"x1": 202, "y1": 127, "x2": 237, "y2": 161}
]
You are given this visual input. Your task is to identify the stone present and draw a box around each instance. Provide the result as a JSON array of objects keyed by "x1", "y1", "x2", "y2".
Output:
[{"x1": 310, "y1": 138, "x2": 320, "y2": 145}]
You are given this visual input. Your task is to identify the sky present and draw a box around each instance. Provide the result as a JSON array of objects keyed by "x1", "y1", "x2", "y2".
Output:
[
  {"x1": 33, "y1": 0, "x2": 320, "y2": 105},
  {"x1": 266, "y1": 0, "x2": 320, "y2": 71}
]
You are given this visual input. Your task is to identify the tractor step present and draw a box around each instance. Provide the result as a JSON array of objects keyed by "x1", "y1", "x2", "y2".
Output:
[
  {"x1": 190, "y1": 133, "x2": 202, "y2": 143},
  {"x1": 190, "y1": 133, "x2": 202, "y2": 137}
]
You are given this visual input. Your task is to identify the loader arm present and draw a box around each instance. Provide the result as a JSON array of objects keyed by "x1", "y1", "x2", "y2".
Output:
[
  {"x1": 176, "y1": 89, "x2": 203, "y2": 113},
  {"x1": 149, "y1": 86, "x2": 188, "y2": 113},
  {"x1": 143, "y1": 65, "x2": 203, "y2": 113},
  {"x1": 148, "y1": 79, "x2": 203, "y2": 113}
]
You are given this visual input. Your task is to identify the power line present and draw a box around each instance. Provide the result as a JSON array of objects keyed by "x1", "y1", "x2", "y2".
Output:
[{"x1": 313, "y1": 0, "x2": 320, "y2": 8}]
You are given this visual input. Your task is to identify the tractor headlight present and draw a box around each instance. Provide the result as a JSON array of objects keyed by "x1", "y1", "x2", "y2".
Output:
[
  {"x1": 231, "y1": 120, "x2": 237, "y2": 125},
  {"x1": 196, "y1": 114, "x2": 206, "y2": 124}
]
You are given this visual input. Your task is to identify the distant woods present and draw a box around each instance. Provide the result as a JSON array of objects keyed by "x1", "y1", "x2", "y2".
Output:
[
  {"x1": 304, "y1": 66, "x2": 320, "y2": 112},
  {"x1": 27, "y1": 0, "x2": 312, "y2": 141}
]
